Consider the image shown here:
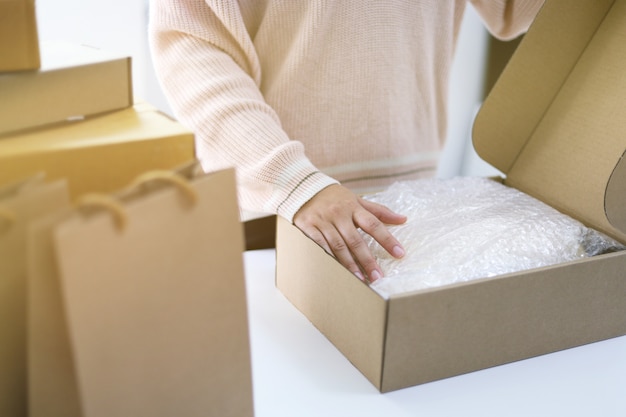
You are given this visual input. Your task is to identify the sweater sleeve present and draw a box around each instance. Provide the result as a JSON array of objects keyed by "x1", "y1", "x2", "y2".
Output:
[
  {"x1": 148, "y1": 0, "x2": 338, "y2": 222},
  {"x1": 469, "y1": 0, "x2": 545, "y2": 41}
]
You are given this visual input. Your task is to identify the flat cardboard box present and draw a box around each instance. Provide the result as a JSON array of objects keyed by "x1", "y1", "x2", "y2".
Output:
[
  {"x1": 275, "y1": 0, "x2": 626, "y2": 393},
  {"x1": 0, "y1": 0, "x2": 40, "y2": 72},
  {"x1": 0, "y1": 101, "x2": 196, "y2": 199},
  {"x1": 0, "y1": 41, "x2": 132, "y2": 135}
]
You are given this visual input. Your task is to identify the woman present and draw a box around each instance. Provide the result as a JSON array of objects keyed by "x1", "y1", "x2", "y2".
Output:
[{"x1": 148, "y1": 0, "x2": 544, "y2": 282}]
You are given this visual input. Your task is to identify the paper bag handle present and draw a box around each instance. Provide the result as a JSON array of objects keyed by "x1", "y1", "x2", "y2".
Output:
[
  {"x1": 75, "y1": 171, "x2": 198, "y2": 231},
  {"x1": 76, "y1": 194, "x2": 128, "y2": 230},
  {"x1": 128, "y1": 170, "x2": 198, "y2": 205}
]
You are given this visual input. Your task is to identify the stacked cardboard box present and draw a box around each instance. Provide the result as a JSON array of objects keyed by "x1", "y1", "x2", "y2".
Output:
[
  {"x1": 1, "y1": 40, "x2": 133, "y2": 136},
  {"x1": 0, "y1": 16, "x2": 195, "y2": 198},
  {"x1": 0, "y1": 7, "x2": 254, "y2": 417},
  {"x1": 0, "y1": 100, "x2": 196, "y2": 199}
]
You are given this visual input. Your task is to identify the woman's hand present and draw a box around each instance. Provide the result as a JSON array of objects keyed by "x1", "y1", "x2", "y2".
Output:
[{"x1": 293, "y1": 184, "x2": 407, "y2": 282}]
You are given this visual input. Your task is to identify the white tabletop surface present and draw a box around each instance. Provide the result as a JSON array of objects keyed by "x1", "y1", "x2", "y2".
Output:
[{"x1": 243, "y1": 249, "x2": 626, "y2": 417}]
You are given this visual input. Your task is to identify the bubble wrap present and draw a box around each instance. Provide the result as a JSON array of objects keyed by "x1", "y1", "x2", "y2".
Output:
[{"x1": 362, "y1": 177, "x2": 625, "y2": 299}]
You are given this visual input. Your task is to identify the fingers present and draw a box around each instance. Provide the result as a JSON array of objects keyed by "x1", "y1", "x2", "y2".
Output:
[
  {"x1": 295, "y1": 218, "x2": 368, "y2": 281},
  {"x1": 332, "y1": 217, "x2": 382, "y2": 282},
  {"x1": 353, "y1": 208, "x2": 406, "y2": 261},
  {"x1": 292, "y1": 185, "x2": 406, "y2": 283},
  {"x1": 360, "y1": 198, "x2": 407, "y2": 225}
]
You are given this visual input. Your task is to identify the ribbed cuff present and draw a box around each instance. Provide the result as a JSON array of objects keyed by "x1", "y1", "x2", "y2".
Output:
[{"x1": 271, "y1": 168, "x2": 339, "y2": 223}]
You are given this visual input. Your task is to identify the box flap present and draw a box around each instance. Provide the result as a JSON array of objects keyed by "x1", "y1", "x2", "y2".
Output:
[{"x1": 473, "y1": 0, "x2": 626, "y2": 242}]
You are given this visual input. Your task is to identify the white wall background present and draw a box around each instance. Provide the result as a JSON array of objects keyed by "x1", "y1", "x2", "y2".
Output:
[
  {"x1": 36, "y1": 0, "x2": 172, "y2": 114},
  {"x1": 436, "y1": 5, "x2": 502, "y2": 179},
  {"x1": 35, "y1": 0, "x2": 499, "y2": 178}
]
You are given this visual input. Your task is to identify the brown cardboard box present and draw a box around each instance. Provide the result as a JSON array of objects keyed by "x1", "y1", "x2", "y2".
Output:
[
  {"x1": 0, "y1": 41, "x2": 132, "y2": 135},
  {"x1": 275, "y1": 0, "x2": 626, "y2": 393},
  {"x1": 0, "y1": 101, "x2": 196, "y2": 199},
  {"x1": 0, "y1": 0, "x2": 40, "y2": 72}
]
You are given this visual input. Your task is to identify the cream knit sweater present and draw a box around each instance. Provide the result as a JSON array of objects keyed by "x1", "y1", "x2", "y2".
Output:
[{"x1": 148, "y1": 0, "x2": 543, "y2": 221}]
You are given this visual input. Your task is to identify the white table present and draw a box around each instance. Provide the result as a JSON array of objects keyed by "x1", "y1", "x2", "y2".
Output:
[{"x1": 244, "y1": 249, "x2": 626, "y2": 417}]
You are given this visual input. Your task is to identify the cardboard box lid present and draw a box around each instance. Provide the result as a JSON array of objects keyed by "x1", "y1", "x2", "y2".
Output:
[
  {"x1": 472, "y1": 0, "x2": 626, "y2": 242},
  {"x1": 0, "y1": 40, "x2": 133, "y2": 136},
  {"x1": 0, "y1": 101, "x2": 196, "y2": 199}
]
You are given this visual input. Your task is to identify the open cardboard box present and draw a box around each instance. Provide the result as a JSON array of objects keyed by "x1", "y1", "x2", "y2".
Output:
[
  {"x1": 0, "y1": 101, "x2": 195, "y2": 199},
  {"x1": 276, "y1": 0, "x2": 626, "y2": 393}
]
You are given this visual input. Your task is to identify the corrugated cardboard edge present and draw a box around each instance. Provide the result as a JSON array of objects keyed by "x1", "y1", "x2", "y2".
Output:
[
  {"x1": 605, "y1": 150, "x2": 626, "y2": 233},
  {"x1": 275, "y1": 216, "x2": 388, "y2": 390}
]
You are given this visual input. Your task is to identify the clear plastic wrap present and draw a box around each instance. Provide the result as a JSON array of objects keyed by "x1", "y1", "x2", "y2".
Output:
[{"x1": 362, "y1": 177, "x2": 625, "y2": 299}]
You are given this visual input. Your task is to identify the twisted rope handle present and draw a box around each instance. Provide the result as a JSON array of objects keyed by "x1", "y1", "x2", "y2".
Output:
[
  {"x1": 129, "y1": 170, "x2": 198, "y2": 205},
  {"x1": 75, "y1": 193, "x2": 128, "y2": 230},
  {"x1": 75, "y1": 170, "x2": 198, "y2": 231}
]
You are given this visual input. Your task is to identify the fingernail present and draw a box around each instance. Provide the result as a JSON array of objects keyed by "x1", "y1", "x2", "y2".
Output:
[
  {"x1": 370, "y1": 270, "x2": 382, "y2": 282},
  {"x1": 354, "y1": 271, "x2": 365, "y2": 281},
  {"x1": 392, "y1": 245, "x2": 405, "y2": 258}
]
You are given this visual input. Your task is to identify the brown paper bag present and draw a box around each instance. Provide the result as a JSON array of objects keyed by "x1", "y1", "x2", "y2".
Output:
[
  {"x1": 46, "y1": 163, "x2": 253, "y2": 417},
  {"x1": 0, "y1": 176, "x2": 69, "y2": 417}
]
